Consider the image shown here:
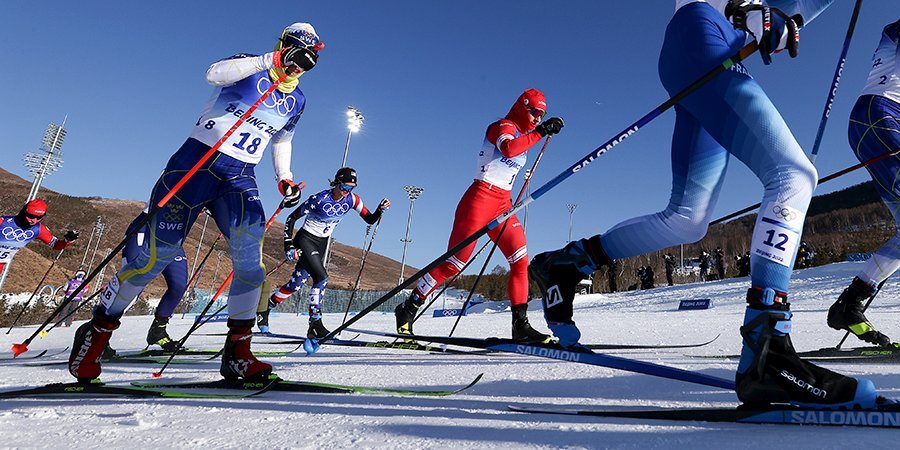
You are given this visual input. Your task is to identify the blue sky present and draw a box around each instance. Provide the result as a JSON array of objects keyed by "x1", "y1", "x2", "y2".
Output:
[{"x1": 1, "y1": 1, "x2": 896, "y2": 272}]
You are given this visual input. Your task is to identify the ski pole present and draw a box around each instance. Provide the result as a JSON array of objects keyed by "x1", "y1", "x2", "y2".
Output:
[
  {"x1": 710, "y1": 146, "x2": 900, "y2": 225},
  {"x1": 6, "y1": 249, "x2": 65, "y2": 333},
  {"x1": 448, "y1": 136, "x2": 551, "y2": 336},
  {"x1": 303, "y1": 41, "x2": 760, "y2": 355},
  {"x1": 153, "y1": 203, "x2": 285, "y2": 378},
  {"x1": 10, "y1": 71, "x2": 293, "y2": 357},
  {"x1": 339, "y1": 217, "x2": 382, "y2": 329},
  {"x1": 411, "y1": 241, "x2": 493, "y2": 325},
  {"x1": 809, "y1": 0, "x2": 863, "y2": 164},
  {"x1": 835, "y1": 278, "x2": 887, "y2": 349},
  {"x1": 180, "y1": 233, "x2": 223, "y2": 319}
]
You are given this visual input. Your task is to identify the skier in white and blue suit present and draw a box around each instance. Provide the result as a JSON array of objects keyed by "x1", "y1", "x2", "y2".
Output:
[
  {"x1": 68, "y1": 23, "x2": 323, "y2": 383},
  {"x1": 531, "y1": 1, "x2": 888, "y2": 409}
]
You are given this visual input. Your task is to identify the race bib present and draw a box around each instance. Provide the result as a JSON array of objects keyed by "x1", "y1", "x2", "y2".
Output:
[{"x1": 751, "y1": 203, "x2": 803, "y2": 268}]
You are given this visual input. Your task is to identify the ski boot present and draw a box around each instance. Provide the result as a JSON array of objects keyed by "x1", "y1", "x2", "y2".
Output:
[
  {"x1": 256, "y1": 309, "x2": 271, "y2": 334},
  {"x1": 736, "y1": 287, "x2": 878, "y2": 409},
  {"x1": 220, "y1": 318, "x2": 272, "y2": 381},
  {"x1": 394, "y1": 291, "x2": 424, "y2": 339},
  {"x1": 102, "y1": 344, "x2": 117, "y2": 360},
  {"x1": 68, "y1": 312, "x2": 120, "y2": 383},
  {"x1": 511, "y1": 304, "x2": 552, "y2": 344},
  {"x1": 146, "y1": 316, "x2": 179, "y2": 352},
  {"x1": 306, "y1": 305, "x2": 330, "y2": 339},
  {"x1": 530, "y1": 237, "x2": 609, "y2": 348},
  {"x1": 827, "y1": 277, "x2": 892, "y2": 346}
]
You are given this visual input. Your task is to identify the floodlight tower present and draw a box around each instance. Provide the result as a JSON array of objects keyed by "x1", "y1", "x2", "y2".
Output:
[{"x1": 398, "y1": 185, "x2": 424, "y2": 284}]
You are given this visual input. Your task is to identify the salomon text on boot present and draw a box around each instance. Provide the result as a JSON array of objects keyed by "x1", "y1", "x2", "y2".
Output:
[
  {"x1": 736, "y1": 288, "x2": 878, "y2": 409},
  {"x1": 220, "y1": 319, "x2": 272, "y2": 381},
  {"x1": 68, "y1": 312, "x2": 121, "y2": 383},
  {"x1": 531, "y1": 237, "x2": 608, "y2": 349},
  {"x1": 828, "y1": 277, "x2": 892, "y2": 346}
]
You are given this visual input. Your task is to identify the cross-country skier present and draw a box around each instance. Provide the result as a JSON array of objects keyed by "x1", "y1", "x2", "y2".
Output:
[
  {"x1": 393, "y1": 89, "x2": 564, "y2": 343},
  {"x1": 530, "y1": 0, "x2": 886, "y2": 409},
  {"x1": 259, "y1": 167, "x2": 389, "y2": 338},
  {"x1": 68, "y1": 22, "x2": 323, "y2": 383},
  {"x1": 827, "y1": 19, "x2": 900, "y2": 348},
  {"x1": 60, "y1": 270, "x2": 89, "y2": 327},
  {"x1": 122, "y1": 211, "x2": 190, "y2": 351},
  {"x1": 0, "y1": 199, "x2": 78, "y2": 275}
]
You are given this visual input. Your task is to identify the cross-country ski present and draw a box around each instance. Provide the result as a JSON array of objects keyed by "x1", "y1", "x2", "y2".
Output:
[{"x1": 3, "y1": 2, "x2": 900, "y2": 448}]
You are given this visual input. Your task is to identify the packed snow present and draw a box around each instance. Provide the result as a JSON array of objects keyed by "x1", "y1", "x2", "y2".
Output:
[{"x1": 2, "y1": 261, "x2": 899, "y2": 449}]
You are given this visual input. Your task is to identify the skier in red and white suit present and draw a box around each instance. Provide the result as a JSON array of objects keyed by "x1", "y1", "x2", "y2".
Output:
[
  {"x1": 394, "y1": 88, "x2": 564, "y2": 342},
  {"x1": 0, "y1": 199, "x2": 77, "y2": 273}
]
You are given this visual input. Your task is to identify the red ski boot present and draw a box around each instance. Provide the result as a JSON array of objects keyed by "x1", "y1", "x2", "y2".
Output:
[
  {"x1": 68, "y1": 314, "x2": 120, "y2": 383},
  {"x1": 220, "y1": 319, "x2": 272, "y2": 381}
]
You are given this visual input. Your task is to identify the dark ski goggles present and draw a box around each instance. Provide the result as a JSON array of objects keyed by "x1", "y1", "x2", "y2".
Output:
[
  {"x1": 528, "y1": 107, "x2": 546, "y2": 119},
  {"x1": 339, "y1": 183, "x2": 355, "y2": 192}
]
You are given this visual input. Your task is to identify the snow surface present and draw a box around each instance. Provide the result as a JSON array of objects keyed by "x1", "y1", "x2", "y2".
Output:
[{"x1": 2, "y1": 261, "x2": 900, "y2": 449}]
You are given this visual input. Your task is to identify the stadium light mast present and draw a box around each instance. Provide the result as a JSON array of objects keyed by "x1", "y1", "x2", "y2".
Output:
[
  {"x1": 398, "y1": 185, "x2": 424, "y2": 284},
  {"x1": 0, "y1": 119, "x2": 68, "y2": 294},
  {"x1": 324, "y1": 106, "x2": 365, "y2": 271}
]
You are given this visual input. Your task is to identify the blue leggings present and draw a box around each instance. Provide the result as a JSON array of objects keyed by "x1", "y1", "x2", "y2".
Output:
[
  {"x1": 598, "y1": 2, "x2": 816, "y2": 294},
  {"x1": 100, "y1": 139, "x2": 267, "y2": 321},
  {"x1": 122, "y1": 217, "x2": 188, "y2": 319},
  {"x1": 850, "y1": 95, "x2": 900, "y2": 286}
]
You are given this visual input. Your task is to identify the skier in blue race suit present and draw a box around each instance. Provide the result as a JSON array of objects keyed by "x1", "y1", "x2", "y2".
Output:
[
  {"x1": 530, "y1": 0, "x2": 887, "y2": 409},
  {"x1": 68, "y1": 22, "x2": 324, "y2": 383},
  {"x1": 827, "y1": 19, "x2": 900, "y2": 348},
  {"x1": 121, "y1": 211, "x2": 190, "y2": 352}
]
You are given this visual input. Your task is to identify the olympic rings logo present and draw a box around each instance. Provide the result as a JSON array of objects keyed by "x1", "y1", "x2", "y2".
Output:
[
  {"x1": 772, "y1": 206, "x2": 797, "y2": 222},
  {"x1": 257, "y1": 78, "x2": 297, "y2": 117},
  {"x1": 1, "y1": 226, "x2": 34, "y2": 242},
  {"x1": 322, "y1": 202, "x2": 350, "y2": 217}
]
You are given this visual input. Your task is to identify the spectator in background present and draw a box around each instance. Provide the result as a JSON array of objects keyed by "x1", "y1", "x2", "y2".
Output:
[{"x1": 664, "y1": 253, "x2": 676, "y2": 286}]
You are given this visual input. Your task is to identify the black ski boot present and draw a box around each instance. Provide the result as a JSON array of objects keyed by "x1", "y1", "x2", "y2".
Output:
[
  {"x1": 736, "y1": 288, "x2": 878, "y2": 409},
  {"x1": 394, "y1": 292, "x2": 424, "y2": 336},
  {"x1": 511, "y1": 304, "x2": 552, "y2": 344},
  {"x1": 220, "y1": 319, "x2": 272, "y2": 381},
  {"x1": 827, "y1": 277, "x2": 892, "y2": 346},
  {"x1": 530, "y1": 237, "x2": 609, "y2": 348},
  {"x1": 256, "y1": 309, "x2": 271, "y2": 334},
  {"x1": 146, "y1": 316, "x2": 179, "y2": 352},
  {"x1": 307, "y1": 318, "x2": 330, "y2": 339}
]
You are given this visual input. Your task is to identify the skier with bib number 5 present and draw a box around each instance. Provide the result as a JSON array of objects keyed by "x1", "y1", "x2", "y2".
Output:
[
  {"x1": 530, "y1": 0, "x2": 890, "y2": 409},
  {"x1": 68, "y1": 22, "x2": 323, "y2": 383}
]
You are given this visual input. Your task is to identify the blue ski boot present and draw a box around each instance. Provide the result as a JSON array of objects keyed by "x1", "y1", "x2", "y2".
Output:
[
  {"x1": 530, "y1": 237, "x2": 609, "y2": 349},
  {"x1": 256, "y1": 309, "x2": 271, "y2": 334},
  {"x1": 736, "y1": 288, "x2": 878, "y2": 409}
]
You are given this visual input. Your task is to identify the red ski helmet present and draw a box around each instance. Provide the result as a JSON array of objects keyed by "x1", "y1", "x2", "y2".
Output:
[
  {"x1": 506, "y1": 88, "x2": 547, "y2": 133},
  {"x1": 23, "y1": 199, "x2": 47, "y2": 218}
]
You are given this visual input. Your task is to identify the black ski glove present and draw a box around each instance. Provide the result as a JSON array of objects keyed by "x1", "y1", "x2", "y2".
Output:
[
  {"x1": 725, "y1": 0, "x2": 801, "y2": 65},
  {"x1": 535, "y1": 117, "x2": 565, "y2": 137},
  {"x1": 278, "y1": 46, "x2": 318, "y2": 72},
  {"x1": 64, "y1": 230, "x2": 79, "y2": 241}
]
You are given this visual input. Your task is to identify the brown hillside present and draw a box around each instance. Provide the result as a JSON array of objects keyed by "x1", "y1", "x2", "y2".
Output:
[{"x1": 0, "y1": 167, "x2": 411, "y2": 297}]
